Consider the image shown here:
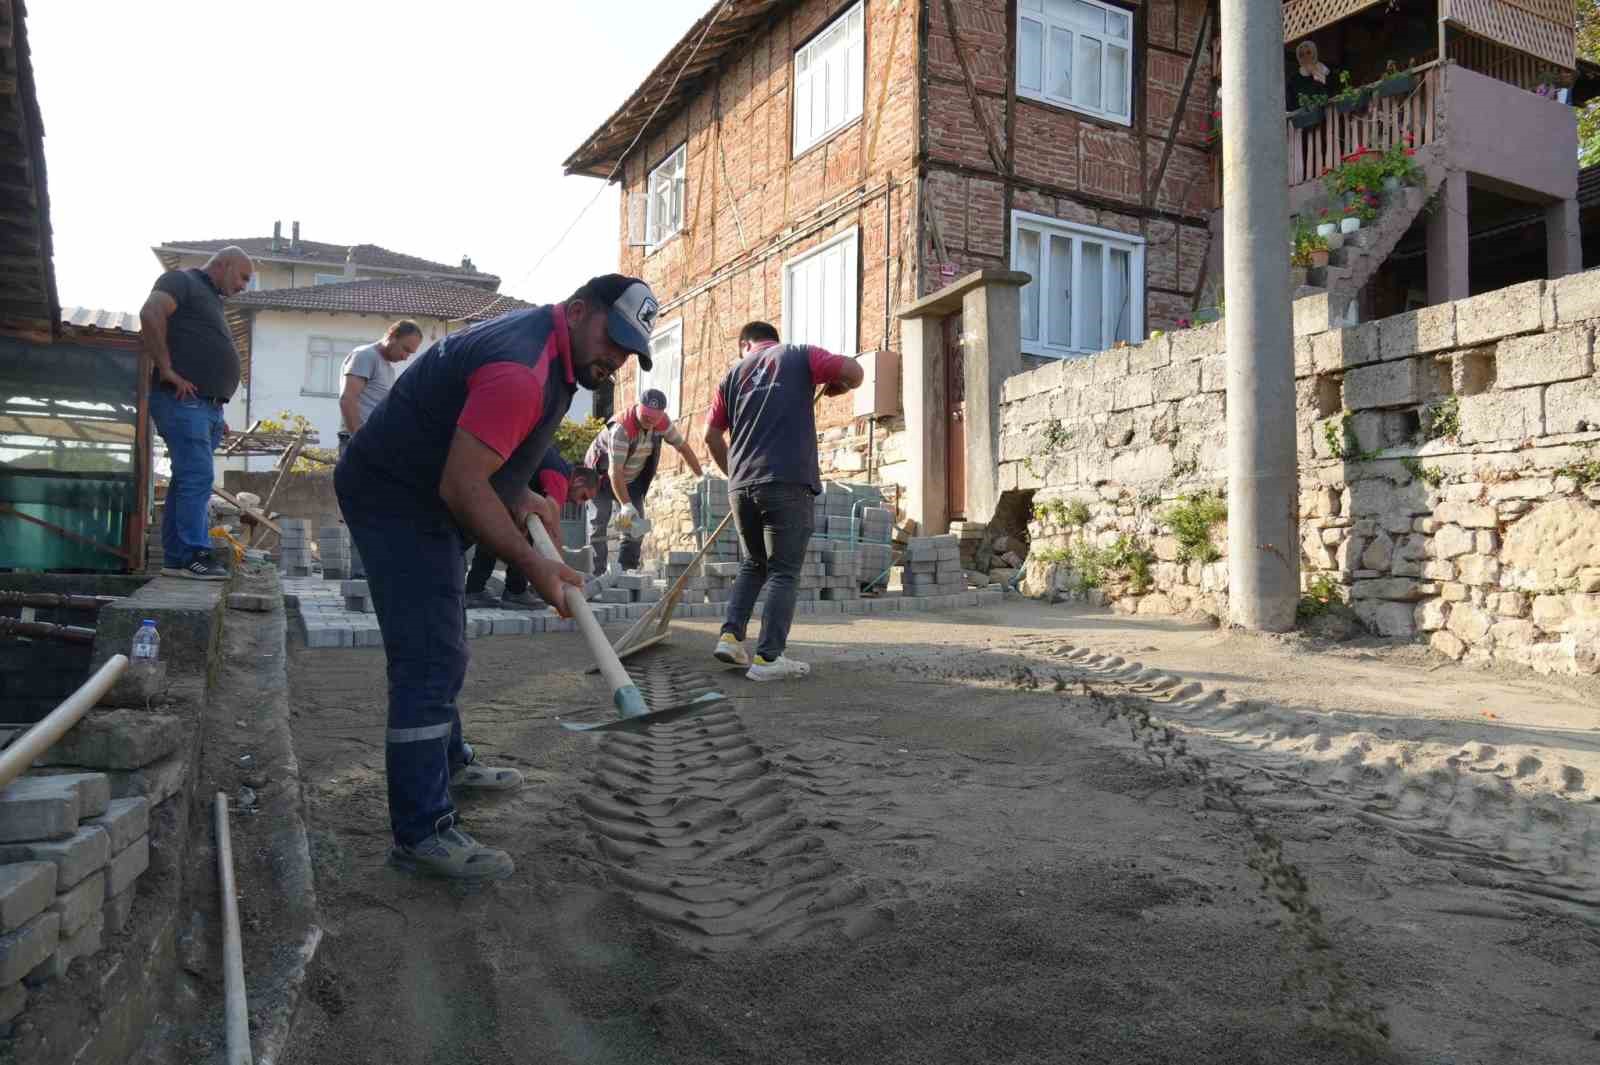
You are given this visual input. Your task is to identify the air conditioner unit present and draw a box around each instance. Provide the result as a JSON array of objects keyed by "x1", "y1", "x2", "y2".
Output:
[{"x1": 853, "y1": 349, "x2": 900, "y2": 418}]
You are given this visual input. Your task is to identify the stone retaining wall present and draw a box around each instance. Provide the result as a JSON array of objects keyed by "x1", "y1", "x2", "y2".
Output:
[{"x1": 998, "y1": 275, "x2": 1600, "y2": 676}]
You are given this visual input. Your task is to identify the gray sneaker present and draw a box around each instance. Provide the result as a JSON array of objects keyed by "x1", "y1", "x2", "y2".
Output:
[
  {"x1": 163, "y1": 550, "x2": 229, "y2": 581},
  {"x1": 464, "y1": 590, "x2": 501, "y2": 610},
  {"x1": 389, "y1": 827, "x2": 513, "y2": 880},
  {"x1": 501, "y1": 590, "x2": 542, "y2": 611}
]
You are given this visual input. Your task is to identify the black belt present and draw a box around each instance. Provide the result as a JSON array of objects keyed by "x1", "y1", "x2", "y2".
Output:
[{"x1": 157, "y1": 383, "x2": 226, "y2": 406}]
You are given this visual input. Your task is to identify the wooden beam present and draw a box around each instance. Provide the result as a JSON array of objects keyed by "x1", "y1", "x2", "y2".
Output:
[
  {"x1": 210, "y1": 485, "x2": 283, "y2": 538},
  {"x1": 0, "y1": 505, "x2": 132, "y2": 562}
]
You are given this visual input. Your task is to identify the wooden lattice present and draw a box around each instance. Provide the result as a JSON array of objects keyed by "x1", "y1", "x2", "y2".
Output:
[
  {"x1": 1493, "y1": 0, "x2": 1576, "y2": 29},
  {"x1": 1448, "y1": 33, "x2": 1561, "y2": 88},
  {"x1": 1282, "y1": 0, "x2": 1388, "y2": 42},
  {"x1": 1444, "y1": 0, "x2": 1576, "y2": 68}
]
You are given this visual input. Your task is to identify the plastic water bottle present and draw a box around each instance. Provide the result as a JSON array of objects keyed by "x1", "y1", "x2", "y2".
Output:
[{"x1": 132, "y1": 619, "x2": 160, "y2": 662}]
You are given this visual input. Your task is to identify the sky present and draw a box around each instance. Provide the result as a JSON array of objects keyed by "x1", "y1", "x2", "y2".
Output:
[{"x1": 28, "y1": 0, "x2": 709, "y2": 315}]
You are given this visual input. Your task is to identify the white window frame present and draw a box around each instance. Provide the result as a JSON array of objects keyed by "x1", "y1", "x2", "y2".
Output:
[
  {"x1": 1016, "y1": 0, "x2": 1134, "y2": 126},
  {"x1": 312, "y1": 272, "x2": 344, "y2": 286},
  {"x1": 646, "y1": 144, "x2": 687, "y2": 250},
  {"x1": 637, "y1": 319, "x2": 684, "y2": 419},
  {"x1": 302, "y1": 336, "x2": 368, "y2": 397},
  {"x1": 792, "y1": 0, "x2": 866, "y2": 157},
  {"x1": 781, "y1": 226, "x2": 859, "y2": 357},
  {"x1": 1010, "y1": 210, "x2": 1144, "y2": 359}
]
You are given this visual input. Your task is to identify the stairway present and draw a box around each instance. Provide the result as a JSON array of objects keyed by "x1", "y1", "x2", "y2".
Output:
[{"x1": 1292, "y1": 159, "x2": 1449, "y2": 314}]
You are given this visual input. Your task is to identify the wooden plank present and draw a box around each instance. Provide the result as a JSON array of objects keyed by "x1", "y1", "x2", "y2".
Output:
[
  {"x1": 210, "y1": 486, "x2": 283, "y2": 538},
  {"x1": 0, "y1": 505, "x2": 132, "y2": 562},
  {"x1": 220, "y1": 418, "x2": 263, "y2": 456},
  {"x1": 248, "y1": 431, "x2": 303, "y2": 547}
]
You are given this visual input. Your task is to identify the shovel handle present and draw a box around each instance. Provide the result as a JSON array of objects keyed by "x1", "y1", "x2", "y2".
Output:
[{"x1": 526, "y1": 517, "x2": 643, "y2": 713}]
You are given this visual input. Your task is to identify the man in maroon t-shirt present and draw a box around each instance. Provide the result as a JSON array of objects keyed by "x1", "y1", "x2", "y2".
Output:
[{"x1": 704, "y1": 321, "x2": 861, "y2": 681}]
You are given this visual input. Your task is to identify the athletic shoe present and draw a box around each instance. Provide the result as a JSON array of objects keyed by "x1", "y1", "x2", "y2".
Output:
[
  {"x1": 389, "y1": 827, "x2": 513, "y2": 881},
  {"x1": 500, "y1": 590, "x2": 542, "y2": 611},
  {"x1": 713, "y1": 633, "x2": 750, "y2": 667},
  {"x1": 464, "y1": 590, "x2": 501, "y2": 610},
  {"x1": 163, "y1": 551, "x2": 228, "y2": 581},
  {"x1": 746, "y1": 655, "x2": 809, "y2": 682}
]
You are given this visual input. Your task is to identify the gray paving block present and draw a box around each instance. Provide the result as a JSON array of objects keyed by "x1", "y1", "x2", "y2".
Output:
[
  {"x1": 36, "y1": 712, "x2": 182, "y2": 771},
  {"x1": 0, "y1": 980, "x2": 24, "y2": 1025},
  {"x1": 82, "y1": 798, "x2": 149, "y2": 855},
  {"x1": 227, "y1": 593, "x2": 273, "y2": 612},
  {"x1": 0, "y1": 825, "x2": 108, "y2": 890},
  {"x1": 0, "y1": 862, "x2": 56, "y2": 933},
  {"x1": 103, "y1": 884, "x2": 135, "y2": 935},
  {"x1": 106, "y1": 836, "x2": 149, "y2": 898},
  {"x1": 0, "y1": 911, "x2": 59, "y2": 985},
  {"x1": 0, "y1": 777, "x2": 82, "y2": 843},
  {"x1": 48, "y1": 868, "x2": 104, "y2": 937},
  {"x1": 29, "y1": 909, "x2": 103, "y2": 985},
  {"x1": 96, "y1": 752, "x2": 188, "y2": 806},
  {"x1": 304, "y1": 626, "x2": 350, "y2": 649},
  {"x1": 353, "y1": 627, "x2": 384, "y2": 648}
]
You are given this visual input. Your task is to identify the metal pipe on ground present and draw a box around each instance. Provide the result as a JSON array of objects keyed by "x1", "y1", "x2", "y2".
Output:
[
  {"x1": 215, "y1": 792, "x2": 253, "y2": 1065},
  {"x1": 0, "y1": 591, "x2": 121, "y2": 611},
  {"x1": 0, "y1": 654, "x2": 127, "y2": 790},
  {"x1": 0, "y1": 616, "x2": 97, "y2": 644}
]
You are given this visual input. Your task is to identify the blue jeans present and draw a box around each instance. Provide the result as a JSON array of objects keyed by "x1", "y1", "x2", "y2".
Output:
[
  {"x1": 586, "y1": 479, "x2": 647, "y2": 574},
  {"x1": 335, "y1": 454, "x2": 471, "y2": 847},
  {"x1": 149, "y1": 389, "x2": 226, "y2": 565},
  {"x1": 722, "y1": 482, "x2": 814, "y2": 661}
]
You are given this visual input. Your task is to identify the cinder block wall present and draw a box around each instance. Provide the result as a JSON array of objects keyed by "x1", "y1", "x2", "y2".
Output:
[{"x1": 998, "y1": 276, "x2": 1600, "y2": 676}]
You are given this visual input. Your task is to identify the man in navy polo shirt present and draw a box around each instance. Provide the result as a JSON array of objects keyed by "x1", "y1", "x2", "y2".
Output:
[
  {"x1": 336, "y1": 274, "x2": 659, "y2": 880},
  {"x1": 704, "y1": 321, "x2": 861, "y2": 682}
]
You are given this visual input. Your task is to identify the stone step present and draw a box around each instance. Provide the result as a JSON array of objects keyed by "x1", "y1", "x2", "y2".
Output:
[
  {"x1": 0, "y1": 823, "x2": 111, "y2": 890},
  {"x1": 0, "y1": 774, "x2": 108, "y2": 843}
]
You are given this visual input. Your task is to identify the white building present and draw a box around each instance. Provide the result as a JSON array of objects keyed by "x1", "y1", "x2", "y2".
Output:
[{"x1": 152, "y1": 224, "x2": 592, "y2": 472}]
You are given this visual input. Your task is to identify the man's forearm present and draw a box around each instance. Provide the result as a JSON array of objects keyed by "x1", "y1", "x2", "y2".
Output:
[
  {"x1": 609, "y1": 467, "x2": 630, "y2": 504},
  {"x1": 339, "y1": 394, "x2": 361, "y2": 432},
  {"x1": 706, "y1": 432, "x2": 730, "y2": 476},
  {"x1": 140, "y1": 322, "x2": 174, "y2": 377},
  {"x1": 678, "y1": 443, "x2": 704, "y2": 476},
  {"x1": 443, "y1": 481, "x2": 547, "y2": 583}
]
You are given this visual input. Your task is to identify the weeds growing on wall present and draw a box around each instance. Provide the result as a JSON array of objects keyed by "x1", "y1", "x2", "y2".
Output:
[
  {"x1": 1556, "y1": 441, "x2": 1600, "y2": 487},
  {"x1": 1401, "y1": 457, "x2": 1444, "y2": 487},
  {"x1": 1296, "y1": 573, "x2": 1345, "y2": 621},
  {"x1": 1022, "y1": 418, "x2": 1076, "y2": 480},
  {"x1": 1161, "y1": 491, "x2": 1228, "y2": 563},
  {"x1": 1324, "y1": 412, "x2": 1383, "y2": 463},
  {"x1": 1034, "y1": 498, "x2": 1093, "y2": 527},
  {"x1": 1420, "y1": 396, "x2": 1459, "y2": 441}
]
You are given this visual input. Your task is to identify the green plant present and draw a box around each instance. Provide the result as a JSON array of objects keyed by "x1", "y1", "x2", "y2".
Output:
[
  {"x1": 1324, "y1": 412, "x2": 1382, "y2": 462},
  {"x1": 1296, "y1": 572, "x2": 1345, "y2": 621},
  {"x1": 1107, "y1": 534, "x2": 1155, "y2": 593},
  {"x1": 1420, "y1": 396, "x2": 1459, "y2": 441},
  {"x1": 554, "y1": 415, "x2": 607, "y2": 465},
  {"x1": 1161, "y1": 491, "x2": 1228, "y2": 564},
  {"x1": 1331, "y1": 70, "x2": 1367, "y2": 107},
  {"x1": 1401, "y1": 457, "x2": 1444, "y2": 488},
  {"x1": 1297, "y1": 92, "x2": 1329, "y2": 112},
  {"x1": 1378, "y1": 140, "x2": 1422, "y2": 186},
  {"x1": 1042, "y1": 418, "x2": 1073, "y2": 451},
  {"x1": 1069, "y1": 539, "x2": 1108, "y2": 592},
  {"x1": 1290, "y1": 222, "x2": 1329, "y2": 268},
  {"x1": 1556, "y1": 442, "x2": 1600, "y2": 486},
  {"x1": 1063, "y1": 499, "x2": 1091, "y2": 526}
]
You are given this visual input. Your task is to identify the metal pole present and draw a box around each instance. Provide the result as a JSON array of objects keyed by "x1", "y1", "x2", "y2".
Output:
[
  {"x1": 1220, "y1": 0, "x2": 1299, "y2": 631},
  {"x1": 0, "y1": 655, "x2": 127, "y2": 791},
  {"x1": 215, "y1": 793, "x2": 253, "y2": 1065}
]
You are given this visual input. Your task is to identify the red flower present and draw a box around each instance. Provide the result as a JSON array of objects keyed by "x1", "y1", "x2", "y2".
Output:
[
  {"x1": 1319, "y1": 207, "x2": 1330, "y2": 217},
  {"x1": 1404, "y1": 148, "x2": 1416, "y2": 156},
  {"x1": 1365, "y1": 194, "x2": 1379, "y2": 206}
]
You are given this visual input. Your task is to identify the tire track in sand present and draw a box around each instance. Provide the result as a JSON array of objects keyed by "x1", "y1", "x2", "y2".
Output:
[
  {"x1": 996, "y1": 636, "x2": 1600, "y2": 925},
  {"x1": 576, "y1": 659, "x2": 883, "y2": 953}
]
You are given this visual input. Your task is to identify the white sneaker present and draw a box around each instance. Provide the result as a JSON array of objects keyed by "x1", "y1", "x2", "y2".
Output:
[
  {"x1": 746, "y1": 655, "x2": 810, "y2": 682},
  {"x1": 714, "y1": 633, "x2": 750, "y2": 667}
]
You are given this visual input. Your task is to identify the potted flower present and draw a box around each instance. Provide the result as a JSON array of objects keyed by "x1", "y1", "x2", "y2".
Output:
[
  {"x1": 1315, "y1": 207, "x2": 1338, "y2": 241},
  {"x1": 1340, "y1": 203, "x2": 1363, "y2": 233},
  {"x1": 1332, "y1": 71, "x2": 1371, "y2": 115},
  {"x1": 1379, "y1": 140, "x2": 1420, "y2": 193},
  {"x1": 1291, "y1": 92, "x2": 1329, "y2": 128},
  {"x1": 1376, "y1": 60, "x2": 1415, "y2": 99}
]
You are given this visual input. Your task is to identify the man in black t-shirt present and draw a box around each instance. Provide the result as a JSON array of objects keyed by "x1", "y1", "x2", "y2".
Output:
[{"x1": 139, "y1": 247, "x2": 254, "y2": 580}]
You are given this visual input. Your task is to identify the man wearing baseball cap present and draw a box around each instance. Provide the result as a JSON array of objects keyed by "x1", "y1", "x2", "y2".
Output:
[
  {"x1": 335, "y1": 273, "x2": 658, "y2": 881},
  {"x1": 584, "y1": 386, "x2": 703, "y2": 574}
]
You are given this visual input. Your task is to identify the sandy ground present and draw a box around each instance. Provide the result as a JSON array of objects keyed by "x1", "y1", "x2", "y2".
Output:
[{"x1": 282, "y1": 601, "x2": 1599, "y2": 1065}]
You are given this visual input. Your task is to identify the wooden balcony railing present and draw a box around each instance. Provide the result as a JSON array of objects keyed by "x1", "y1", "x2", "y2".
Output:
[{"x1": 1288, "y1": 62, "x2": 1441, "y2": 186}]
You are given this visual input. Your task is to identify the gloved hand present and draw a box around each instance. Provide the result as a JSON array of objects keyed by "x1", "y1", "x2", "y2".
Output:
[{"x1": 615, "y1": 503, "x2": 641, "y2": 530}]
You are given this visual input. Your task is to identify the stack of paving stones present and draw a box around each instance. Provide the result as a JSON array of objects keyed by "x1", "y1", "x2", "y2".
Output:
[
  {"x1": 0, "y1": 771, "x2": 151, "y2": 1024},
  {"x1": 857, "y1": 505, "x2": 894, "y2": 591},
  {"x1": 317, "y1": 522, "x2": 352, "y2": 580},
  {"x1": 340, "y1": 580, "x2": 371, "y2": 614},
  {"x1": 819, "y1": 544, "x2": 861, "y2": 602},
  {"x1": 276, "y1": 519, "x2": 316, "y2": 578},
  {"x1": 688, "y1": 478, "x2": 741, "y2": 565},
  {"x1": 949, "y1": 521, "x2": 987, "y2": 570},
  {"x1": 283, "y1": 576, "x2": 655, "y2": 647},
  {"x1": 901, "y1": 534, "x2": 964, "y2": 598}
]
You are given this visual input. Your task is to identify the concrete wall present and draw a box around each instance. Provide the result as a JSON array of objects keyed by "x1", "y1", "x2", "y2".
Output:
[
  {"x1": 998, "y1": 274, "x2": 1600, "y2": 676},
  {"x1": 923, "y1": 0, "x2": 1215, "y2": 332},
  {"x1": 1442, "y1": 64, "x2": 1578, "y2": 202}
]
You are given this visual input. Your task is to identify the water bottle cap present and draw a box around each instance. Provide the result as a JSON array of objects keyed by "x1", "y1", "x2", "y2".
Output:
[{"x1": 141, "y1": 619, "x2": 157, "y2": 626}]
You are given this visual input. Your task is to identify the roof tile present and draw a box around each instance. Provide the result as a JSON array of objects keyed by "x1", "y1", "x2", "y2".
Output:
[{"x1": 228, "y1": 277, "x2": 532, "y2": 322}]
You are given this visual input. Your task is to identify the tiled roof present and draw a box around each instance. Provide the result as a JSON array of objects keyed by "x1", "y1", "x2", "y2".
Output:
[
  {"x1": 565, "y1": 0, "x2": 798, "y2": 178},
  {"x1": 61, "y1": 306, "x2": 139, "y2": 334},
  {"x1": 228, "y1": 277, "x2": 534, "y2": 322},
  {"x1": 0, "y1": 0, "x2": 60, "y2": 340},
  {"x1": 154, "y1": 237, "x2": 500, "y2": 284}
]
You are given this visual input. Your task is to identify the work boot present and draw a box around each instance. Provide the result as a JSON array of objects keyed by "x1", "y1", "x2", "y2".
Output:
[
  {"x1": 464, "y1": 590, "x2": 500, "y2": 610},
  {"x1": 713, "y1": 633, "x2": 750, "y2": 667},
  {"x1": 501, "y1": 590, "x2": 541, "y2": 611},
  {"x1": 746, "y1": 655, "x2": 810, "y2": 682},
  {"x1": 389, "y1": 826, "x2": 514, "y2": 881}
]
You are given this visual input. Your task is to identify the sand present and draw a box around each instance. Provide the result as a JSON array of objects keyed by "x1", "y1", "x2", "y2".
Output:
[{"x1": 281, "y1": 601, "x2": 1600, "y2": 1064}]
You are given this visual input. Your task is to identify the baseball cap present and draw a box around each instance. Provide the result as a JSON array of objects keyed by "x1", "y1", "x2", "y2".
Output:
[
  {"x1": 577, "y1": 274, "x2": 658, "y2": 370},
  {"x1": 640, "y1": 388, "x2": 668, "y2": 412}
]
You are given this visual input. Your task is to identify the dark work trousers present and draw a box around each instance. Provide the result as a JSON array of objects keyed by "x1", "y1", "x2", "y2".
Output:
[
  {"x1": 721, "y1": 482, "x2": 815, "y2": 661},
  {"x1": 335, "y1": 456, "x2": 473, "y2": 847},
  {"x1": 335, "y1": 434, "x2": 366, "y2": 579},
  {"x1": 587, "y1": 479, "x2": 647, "y2": 574},
  {"x1": 465, "y1": 545, "x2": 528, "y2": 597}
]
